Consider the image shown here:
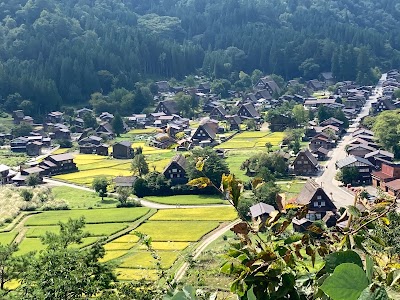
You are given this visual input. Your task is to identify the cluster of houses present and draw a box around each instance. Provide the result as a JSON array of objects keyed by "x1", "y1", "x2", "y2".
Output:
[
  {"x1": 371, "y1": 70, "x2": 400, "y2": 114},
  {"x1": 291, "y1": 117, "x2": 346, "y2": 176},
  {"x1": 0, "y1": 153, "x2": 77, "y2": 185}
]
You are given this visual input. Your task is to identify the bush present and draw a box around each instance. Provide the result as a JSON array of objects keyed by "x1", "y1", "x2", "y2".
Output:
[
  {"x1": 237, "y1": 197, "x2": 257, "y2": 220},
  {"x1": 20, "y1": 189, "x2": 34, "y2": 202},
  {"x1": 116, "y1": 201, "x2": 141, "y2": 208}
]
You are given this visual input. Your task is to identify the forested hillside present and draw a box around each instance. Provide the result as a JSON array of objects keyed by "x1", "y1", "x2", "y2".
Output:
[{"x1": 0, "y1": 0, "x2": 399, "y2": 115}]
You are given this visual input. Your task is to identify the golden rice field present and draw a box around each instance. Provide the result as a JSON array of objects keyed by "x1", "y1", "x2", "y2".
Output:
[
  {"x1": 215, "y1": 131, "x2": 285, "y2": 150},
  {"x1": 149, "y1": 207, "x2": 238, "y2": 221},
  {"x1": 116, "y1": 268, "x2": 158, "y2": 281},
  {"x1": 54, "y1": 143, "x2": 175, "y2": 186},
  {"x1": 119, "y1": 251, "x2": 181, "y2": 269}
]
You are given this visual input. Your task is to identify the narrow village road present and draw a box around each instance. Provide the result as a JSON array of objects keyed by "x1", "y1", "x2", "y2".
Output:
[
  {"x1": 313, "y1": 74, "x2": 387, "y2": 208},
  {"x1": 174, "y1": 219, "x2": 241, "y2": 282}
]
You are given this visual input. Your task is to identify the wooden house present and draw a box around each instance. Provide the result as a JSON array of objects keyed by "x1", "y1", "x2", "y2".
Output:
[
  {"x1": 365, "y1": 150, "x2": 394, "y2": 168},
  {"x1": 47, "y1": 111, "x2": 64, "y2": 124},
  {"x1": 335, "y1": 155, "x2": 375, "y2": 185},
  {"x1": 154, "y1": 100, "x2": 179, "y2": 115},
  {"x1": 113, "y1": 176, "x2": 137, "y2": 189},
  {"x1": 76, "y1": 108, "x2": 93, "y2": 118},
  {"x1": 112, "y1": 141, "x2": 134, "y2": 159},
  {"x1": 99, "y1": 112, "x2": 114, "y2": 122},
  {"x1": 237, "y1": 103, "x2": 260, "y2": 121},
  {"x1": 293, "y1": 179, "x2": 338, "y2": 232},
  {"x1": 96, "y1": 144, "x2": 109, "y2": 156},
  {"x1": 372, "y1": 97, "x2": 396, "y2": 114},
  {"x1": 39, "y1": 153, "x2": 78, "y2": 175},
  {"x1": 312, "y1": 147, "x2": 329, "y2": 161},
  {"x1": 0, "y1": 165, "x2": 15, "y2": 185},
  {"x1": 346, "y1": 144, "x2": 376, "y2": 158},
  {"x1": 209, "y1": 106, "x2": 227, "y2": 121},
  {"x1": 191, "y1": 122, "x2": 217, "y2": 146},
  {"x1": 163, "y1": 154, "x2": 188, "y2": 185},
  {"x1": 96, "y1": 122, "x2": 114, "y2": 138},
  {"x1": 10, "y1": 137, "x2": 29, "y2": 152},
  {"x1": 12, "y1": 110, "x2": 25, "y2": 125},
  {"x1": 292, "y1": 149, "x2": 319, "y2": 175},
  {"x1": 254, "y1": 77, "x2": 281, "y2": 95},
  {"x1": 249, "y1": 203, "x2": 276, "y2": 223},
  {"x1": 26, "y1": 142, "x2": 42, "y2": 156}
]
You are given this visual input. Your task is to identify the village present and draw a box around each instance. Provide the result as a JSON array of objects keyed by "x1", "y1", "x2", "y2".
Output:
[{"x1": 0, "y1": 69, "x2": 399, "y2": 283}]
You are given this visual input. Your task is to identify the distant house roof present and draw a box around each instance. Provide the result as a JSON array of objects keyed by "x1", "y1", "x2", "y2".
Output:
[
  {"x1": 298, "y1": 149, "x2": 319, "y2": 167},
  {"x1": 200, "y1": 123, "x2": 217, "y2": 140},
  {"x1": 365, "y1": 150, "x2": 394, "y2": 159},
  {"x1": 347, "y1": 144, "x2": 376, "y2": 152},
  {"x1": 249, "y1": 203, "x2": 276, "y2": 218},
  {"x1": 114, "y1": 141, "x2": 132, "y2": 148},
  {"x1": 385, "y1": 179, "x2": 400, "y2": 191},
  {"x1": 241, "y1": 103, "x2": 260, "y2": 118},
  {"x1": 113, "y1": 176, "x2": 137, "y2": 187},
  {"x1": 49, "y1": 153, "x2": 75, "y2": 162},
  {"x1": 163, "y1": 154, "x2": 187, "y2": 174},
  {"x1": 160, "y1": 100, "x2": 179, "y2": 115},
  {"x1": 336, "y1": 155, "x2": 374, "y2": 169},
  {"x1": 320, "y1": 117, "x2": 344, "y2": 126},
  {"x1": 314, "y1": 147, "x2": 329, "y2": 155},
  {"x1": 0, "y1": 164, "x2": 9, "y2": 173},
  {"x1": 211, "y1": 105, "x2": 227, "y2": 116}
]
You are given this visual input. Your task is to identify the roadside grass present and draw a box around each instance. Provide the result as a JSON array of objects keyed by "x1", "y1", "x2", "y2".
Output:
[
  {"x1": 0, "y1": 231, "x2": 18, "y2": 245},
  {"x1": 132, "y1": 221, "x2": 220, "y2": 242},
  {"x1": 52, "y1": 186, "x2": 118, "y2": 209},
  {"x1": 25, "y1": 207, "x2": 150, "y2": 226},
  {"x1": 116, "y1": 268, "x2": 158, "y2": 281},
  {"x1": 119, "y1": 251, "x2": 181, "y2": 269},
  {"x1": 149, "y1": 207, "x2": 237, "y2": 221},
  {"x1": 25, "y1": 223, "x2": 128, "y2": 238},
  {"x1": 144, "y1": 195, "x2": 225, "y2": 205},
  {"x1": 278, "y1": 180, "x2": 306, "y2": 200}
]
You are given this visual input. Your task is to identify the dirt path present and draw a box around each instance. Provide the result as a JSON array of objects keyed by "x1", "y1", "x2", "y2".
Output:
[{"x1": 174, "y1": 219, "x2": 241, "y2": 282}]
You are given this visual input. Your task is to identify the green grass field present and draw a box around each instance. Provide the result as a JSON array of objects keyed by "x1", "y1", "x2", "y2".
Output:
[
  {"x1": 52, "y1": 186, "x2": 119, "y2": 209},
  {"x1": 149, "y1": 207, "x2": 237, "y2": 221},
  {"x1": 119, "y1": 251, "x2": 181, "y2": 269},
  {"x1": 25, "y1": 223, "x2": 128, "y2": 238},
  {"x1": 145, "y1": 194, "x2": 225, "y2": 205},
  {"x1": 132, "y1": 221, "x2": 220, "y2": 242},
  {"x1": 25, "y1": 207, "x2": 150, "y2": 226},
  {"x1": 0, "y1": 231, "x2": 18, "y2": 245},
  {"x1": 216, "y1": 131, "x2": 285, "y2": 150},
  {"x1": 104, "y1": 242, "x2": 136, "y2": 251}
]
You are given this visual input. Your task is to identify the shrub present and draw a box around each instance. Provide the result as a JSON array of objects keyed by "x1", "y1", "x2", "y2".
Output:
[{"x1": 20, "y1": 189, "x2": 34, "y2": 202}]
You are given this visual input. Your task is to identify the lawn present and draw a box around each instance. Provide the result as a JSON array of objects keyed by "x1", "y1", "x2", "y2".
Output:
[
  {"x1": 116, "y1": 268, "x2": 158, "y2": 281},
  {"x1": 25, "y1": 223, "x2": 128, "y2": 238},
  {"x1": 278, "y1": 180, "x2": 306, "y2": 199},
  {"x1": 144, "y1": 195, "x2": 225, "y2": 205},
  {"x1": 119, "y1": 251, "x2": 181, "y2": 269},
  {"x1": 132, "y1": 221, "x2": 220, "y2": 242},
  {"x1": 25, "y1": 207, "x2": 150, "y2": 226},
  {"x1": 0, "y1": 231, "x2": 18, "y2": 245},
  {"x1": 52, "y1": 186, "x2": 119, "y2": 209},
  {"x1": 149, "y1": 207, "x2": 237, "y2": 221}
]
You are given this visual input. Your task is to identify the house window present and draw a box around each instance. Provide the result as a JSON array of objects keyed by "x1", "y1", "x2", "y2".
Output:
[
  {"x1": 317, "y1": 195, "x2": 322, "y2": 200},
  {"x1": 316, "y1": 213, "x2": 322, "y2": 220},
  {"x1": 304, "y1": 160, "x2": 308, "y2": 164},
  {"x1": 306, "y1": 213, "x2": 316, "y2": 221},
  {"x1": 297, "y1": 160, "x2": 302, "y2": 164},
  {"x1": 314, "y1": 201, "x2": 325, "y2": 207},
  {"x1": 172, "y1": 168, "x2": 177, "y2": 173}
]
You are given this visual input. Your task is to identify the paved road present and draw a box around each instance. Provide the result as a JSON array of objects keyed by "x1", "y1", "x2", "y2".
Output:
[{"x1": 314, "y1": 74, "x2": 386, "y2": 208}]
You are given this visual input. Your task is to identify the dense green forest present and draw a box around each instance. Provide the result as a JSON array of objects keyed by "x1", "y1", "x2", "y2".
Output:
[{"x1": 0, "y1": 0, "x2": 399, "y2": 115}]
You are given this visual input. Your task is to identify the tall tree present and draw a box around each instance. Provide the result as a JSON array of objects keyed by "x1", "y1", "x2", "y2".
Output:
[
  {"x1": 111, "y1": 113, "x2": 124, "y2": 137},
  {"x1": 131, "y1": 154, "x2": 149, "y2": 177}
]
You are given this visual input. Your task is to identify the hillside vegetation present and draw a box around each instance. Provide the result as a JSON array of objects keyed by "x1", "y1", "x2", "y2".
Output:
[{"x1": 0, "y1": 0, "x2": 399, "y2": 115}]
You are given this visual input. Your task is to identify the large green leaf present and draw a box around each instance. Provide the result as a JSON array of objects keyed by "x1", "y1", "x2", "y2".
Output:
[
  {"x1": 284, "y1": 234, "x2": 303, "y2": 245},
  {"x1": 320, "y1": 263, "x2": 369, "y2": 300},
  {"x1": 365, "y1": 256, "x2": 374, "y2": 284},
  {"x1": 247, "y1": 286, "x2": 257, "y2": 300},
  {"x1": 358, "y1": 286, "x2": 389, "y2": 300},
  {"x1": 325, "y1": 250, "x2": 363, "y2": 273},
  {"x1": 347, "y1": 205, "x2": 361, "y2": 217}
]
